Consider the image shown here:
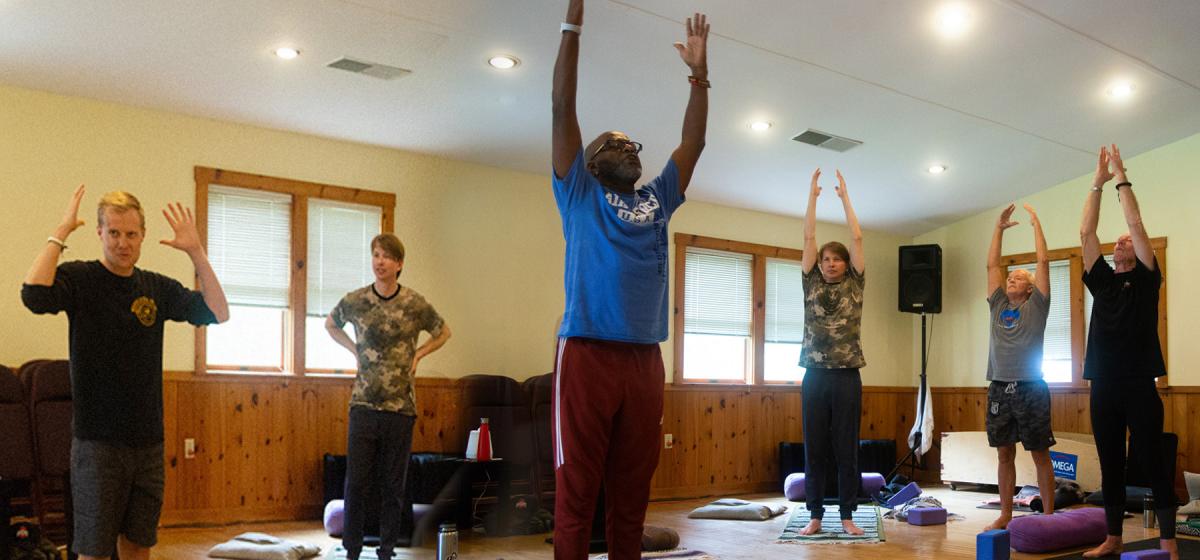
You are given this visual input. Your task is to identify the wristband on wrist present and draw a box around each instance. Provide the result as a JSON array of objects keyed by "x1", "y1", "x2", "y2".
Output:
[
  {"x1": 560, "y1": 22, "x2": 581, "y2": 34},
  {"x1": 47, "y1": 236, "x2": 68, "y2": 251},
  {"x1": 688, "y1": 75, "x2": 711, "y2": 88},
  {"x1": 1115, "y1": 181, "x2": 1132, "y2": 189},
  {"x1": 1090, "y1": 186, "x2": 1102, "y2": 192}
]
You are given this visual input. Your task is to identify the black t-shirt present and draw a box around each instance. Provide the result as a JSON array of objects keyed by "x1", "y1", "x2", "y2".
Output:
[
  {"x1": 1082, "y1": 255, "x2": 1165, "y2": 380},
  {"x1": 22, "y1": 260, "x2": 217, "y2": 446}
]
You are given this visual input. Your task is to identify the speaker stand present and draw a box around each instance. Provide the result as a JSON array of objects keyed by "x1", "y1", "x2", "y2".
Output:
[{"x1": 888, "y1": 312, "x2": 930, "y2": 482}]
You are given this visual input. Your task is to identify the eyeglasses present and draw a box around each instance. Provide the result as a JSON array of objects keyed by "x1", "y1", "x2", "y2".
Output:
[{"x1": 588, "y1": 138, "x2": 643, "y2": 161}]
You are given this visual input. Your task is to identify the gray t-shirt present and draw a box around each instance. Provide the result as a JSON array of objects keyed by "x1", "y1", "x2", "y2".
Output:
[{"x1": 986, "y1": 286, "x2": 1049, "y2": 382}]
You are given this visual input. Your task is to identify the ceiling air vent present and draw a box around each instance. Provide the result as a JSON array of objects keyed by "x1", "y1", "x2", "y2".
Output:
[
  {"x1": 792, "y1": 129, "x2": 863, "y2": 152},
  {"x1": 327, "y1": 57, "x2": 411, "y2": 80}
]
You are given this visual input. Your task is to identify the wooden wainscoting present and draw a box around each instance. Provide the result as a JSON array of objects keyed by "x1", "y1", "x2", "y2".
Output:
[
  {"x1": 159, "y1": 373, "x2": 463, "y2": 526},
  {"x1": 925, "y1": 386, "x2": 1200, "y2": 490},
  {"x1": 160, "y1": 376, "x2": 1198, "y2": 525},
  {"x1": 650, "y1": 385, "x2": 918, "y2": 499}
]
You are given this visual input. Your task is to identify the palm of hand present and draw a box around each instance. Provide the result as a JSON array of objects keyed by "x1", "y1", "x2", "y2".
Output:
[{"x1": 678, "y1": 37, "x2": 706, "y2": 68}]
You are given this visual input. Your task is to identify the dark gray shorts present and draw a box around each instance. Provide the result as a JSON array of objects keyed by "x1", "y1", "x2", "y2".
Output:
[
  {"x1": 70, "y1": 438, "x2": 165, "y2": 556},
  {"x1": 986, "y1": 380, "x2": 1055, "y2": 451}
]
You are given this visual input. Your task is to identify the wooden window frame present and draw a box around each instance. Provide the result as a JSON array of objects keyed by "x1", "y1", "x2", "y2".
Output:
[
  {"x1": 673, "y1": 233, "x2": 804, "y2": 386},
  {"x1": 1000, "y1": 237, "x2": 1167, "y2": 388},
  {"x1": 193, "y1": 166, "x2": 395, "y2": 376}
]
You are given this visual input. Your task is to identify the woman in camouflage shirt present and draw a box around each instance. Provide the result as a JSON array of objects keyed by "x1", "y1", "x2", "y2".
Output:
[{"x1": 796, "y1": 169, "x2": 867, "y2": 536}]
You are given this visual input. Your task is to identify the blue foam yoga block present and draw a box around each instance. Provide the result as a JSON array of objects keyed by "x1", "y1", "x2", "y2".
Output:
[
  {"x1": 906, "y1": 506, "x2": 946, "y2": 526},
  {"x1": 976, "y1": 529, "x2": 1010, "y2": 560},
  {"x1": 1120, "y1": 550, "x2": 1169, "y2": 560},
  {"x1": 885, "y1": 481, "x2": 921, "y2": 508}
]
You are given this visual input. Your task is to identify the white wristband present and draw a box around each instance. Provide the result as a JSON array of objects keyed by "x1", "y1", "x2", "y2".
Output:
[
  {"x1": 561, "y1": 22, "x2": 581, "y2": 35},
  {"x1": 47, "y1": 236, "x2": 68, "y2": 250}
]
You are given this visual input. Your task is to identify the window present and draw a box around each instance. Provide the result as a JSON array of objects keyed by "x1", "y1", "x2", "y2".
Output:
[
  {"x1": 194, "y1": 167, "x2": 395, "y2": 375},
  {"x1": 1000, "y1": 238, "x2": 1167, "y2": 386},
  {"x1": 673, "y1": 234, "x2": 805, "y2": 384}
]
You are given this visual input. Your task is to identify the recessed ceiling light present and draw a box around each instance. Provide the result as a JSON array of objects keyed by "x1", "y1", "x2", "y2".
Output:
[
  {"x1": 749, "y1": 121, "x2": 772, "y2": 132},
  {"x1": 274, "y1": 47, "x2": 300, "y2": 60},
  {"x1": 1106, "y1": 81, "x2": 1136, "y2": 99},
  {"x1": 928, "y1": 164, "x2": 948, "y2": 174},
  {"x1": 934, "y1": 3, "x2": 971, "y2": 39},
  {"x1": 488, "y1": 55, "x2": 520, "y2": 70}
]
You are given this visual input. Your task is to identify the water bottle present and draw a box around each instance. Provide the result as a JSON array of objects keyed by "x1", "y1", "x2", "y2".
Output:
[
  {"x1": 477, "y1": 417, "x2": 492, "y2": 461},
  {"x1": 437, "y1": 522, "x2": 459, "y2": 559},
  {"x1": 1143, "y1": 494, "x2": 1156, "y2": 529}
]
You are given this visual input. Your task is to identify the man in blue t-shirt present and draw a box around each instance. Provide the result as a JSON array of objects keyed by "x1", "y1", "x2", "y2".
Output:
[{"x1": 550, "y1": 1, "x2": 709, "y2": 557}]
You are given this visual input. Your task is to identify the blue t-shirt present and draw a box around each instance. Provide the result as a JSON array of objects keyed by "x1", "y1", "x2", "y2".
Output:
[{"x1": 552, "y1": 149, "x2": 684, "y2": 343}]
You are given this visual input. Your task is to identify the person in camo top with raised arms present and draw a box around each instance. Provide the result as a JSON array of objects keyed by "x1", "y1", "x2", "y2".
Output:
[{"x1": 797, "y1": 168, "x2": 868, "y2": 536}]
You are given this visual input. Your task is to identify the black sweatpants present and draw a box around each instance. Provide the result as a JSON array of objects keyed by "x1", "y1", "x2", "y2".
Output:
[
  {"x1": 1090, "y1": 377, "x2": 1176, "y2": 539},
  {"x1": 801, "y1": 367, "x2": 862, "y2": 520},
  {"x1": 343, "y1": 407, "x2": 416, "y2": 559}
]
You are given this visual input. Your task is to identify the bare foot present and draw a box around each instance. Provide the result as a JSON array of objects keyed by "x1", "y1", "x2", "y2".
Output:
[
  {"x1": 982, "y1": 515, "x2": 1011, "y2": 532},
  {"x1": 1160, "y1": 538, "x2": 1179, "y2": 560},
  {"x1": 841, "y1": 519, "x2": 865, "y2": 535},
  {"x1": 798, "y1": 518, "x2": 822, "y2": 536},
  {"x1": 1081, "y1": 535, "x2": 1122, "y2": 558}
]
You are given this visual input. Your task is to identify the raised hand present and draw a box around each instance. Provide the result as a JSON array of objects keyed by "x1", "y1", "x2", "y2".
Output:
[
  {"x1": 1093, "y1": 146, "x2": 1114, "y2": 187},
  {"x1": 834, "y1": 170, "x2": 849, "y2": 200},
  {"x1": 997, "y1": 204, "x2": 1018, "y2": 230},
  {"x1": 673, "y1": 13, "x2": 709, "y2": 76},
  {"x1": 160, "y1": 203, "x2": 202, "y2": 255},
  {"x1": 56, "y1": 184, "x2": 87, "y2": 239},
  {"x1": 1108, "y1": 143, "x2": 1128, "y2": 183},
  {"x1": 809, "y1": 168, "x2": 823, "y2": 199},
  {"x1": 1022, "y1": 203, "x2": 1039, "y2": 223}
]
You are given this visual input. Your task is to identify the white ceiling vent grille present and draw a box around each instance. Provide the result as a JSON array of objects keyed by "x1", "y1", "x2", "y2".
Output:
[
  {"x1": 792, "y1": 129, "x2": 863, "y2": 152},
  {"x1": 327, "y1": 57, "x2": 411, "y2": 80}
]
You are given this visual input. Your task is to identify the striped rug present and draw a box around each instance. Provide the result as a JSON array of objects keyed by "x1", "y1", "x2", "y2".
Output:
[{"x1": 778, "y1": 505, "x2": 885, "y2": 544}]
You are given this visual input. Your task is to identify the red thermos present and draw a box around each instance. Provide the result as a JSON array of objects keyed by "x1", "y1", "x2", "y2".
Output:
[{"x1": 477, "y1": 417, "x2": 492, "y2": 461}]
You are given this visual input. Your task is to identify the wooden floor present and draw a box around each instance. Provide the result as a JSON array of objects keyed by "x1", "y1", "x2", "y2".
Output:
[{"x1": 155, "y1": 485, "x2": 1191, "y2": 559}]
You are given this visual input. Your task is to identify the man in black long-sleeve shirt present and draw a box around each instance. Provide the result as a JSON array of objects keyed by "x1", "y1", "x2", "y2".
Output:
[{"x1": 21, "y1": 185, "x2": 229, "y2": 560}]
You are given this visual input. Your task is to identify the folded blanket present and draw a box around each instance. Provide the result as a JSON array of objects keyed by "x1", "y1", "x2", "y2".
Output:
[
  {"x1": 687, "y1": 498, "x2": 787, "y2": 521},
  {"x1": 208, "y1": 532, "x2": 322, "y2": 560}
]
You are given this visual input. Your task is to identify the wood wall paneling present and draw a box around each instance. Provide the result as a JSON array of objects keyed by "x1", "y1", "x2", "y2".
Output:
[{"x1": 159, "y1": 375, "x2": 1197, "y2": 524}]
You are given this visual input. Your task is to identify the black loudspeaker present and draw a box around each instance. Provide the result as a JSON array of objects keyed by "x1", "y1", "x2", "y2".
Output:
[{"x1": 898, "y1": 244, "x2": 942, "y2": 314}]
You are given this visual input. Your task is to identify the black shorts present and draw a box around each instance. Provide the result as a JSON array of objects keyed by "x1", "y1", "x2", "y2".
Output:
[
  {"x1": 70, "y1": 438, "x2": 165, "y2": 556},
  {"x1": 986, "y1": 380, "x2": 1055, "y2": 451}
]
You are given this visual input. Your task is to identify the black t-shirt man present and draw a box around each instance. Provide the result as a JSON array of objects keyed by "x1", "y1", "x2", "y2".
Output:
[
  {"x1": 22, "y1": 260, "x2": 217, "y2": 446},
  {"x1": 1082, "y1": 255, "x2": 1165, "y2": 380}
]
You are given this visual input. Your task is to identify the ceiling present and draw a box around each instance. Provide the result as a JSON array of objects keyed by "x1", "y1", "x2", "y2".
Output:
[{"x1": 3, "y1": 0, "x2": 1199, "y2": 235}]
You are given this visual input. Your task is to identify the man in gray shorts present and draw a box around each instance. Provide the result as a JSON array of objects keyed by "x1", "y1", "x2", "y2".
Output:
[
  {"x1": 22, "y1": 186, "x2": 229, "y2": 560},
  {"x1": 982, "y1": 203, "x2": 1056, "y2": 531}
]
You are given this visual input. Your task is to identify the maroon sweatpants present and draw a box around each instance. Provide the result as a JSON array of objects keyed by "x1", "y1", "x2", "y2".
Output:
[{"x1": 552, "y1": 337, "x2": 664, "y2": 560}]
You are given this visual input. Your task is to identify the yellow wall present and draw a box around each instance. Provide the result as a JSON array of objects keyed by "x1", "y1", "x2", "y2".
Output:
[
  {"x1": 914, "y1": 132, "x2": 1200, "y2": 387},
  {"x1": 0, "y1": 84, "x2": 913, "y2": 385}
]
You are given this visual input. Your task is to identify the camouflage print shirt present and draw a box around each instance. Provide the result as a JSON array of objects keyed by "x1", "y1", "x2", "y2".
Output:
[
  {"x1": 330, "y1": 284, "x2": 445, "y2": 415},
  {"x1": 799, "y1": 265, "x2": 866, "y2": 369}
]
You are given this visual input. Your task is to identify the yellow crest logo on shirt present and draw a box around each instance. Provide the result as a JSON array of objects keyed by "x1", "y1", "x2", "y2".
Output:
[{"x1": 131, "y1": 296, "x2": 157, "y2": 327}]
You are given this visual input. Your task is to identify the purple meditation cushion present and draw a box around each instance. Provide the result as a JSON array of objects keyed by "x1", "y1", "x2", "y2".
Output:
[
  {"x1": 783, "y1": 472, "x2": 885, "y2": 501},
  {"x1": 1007, "y1": 507, "x2": 1107, "y2": 553},
  {"x1": 324, "y1": 499, "x2": 345, "y2": 537}
]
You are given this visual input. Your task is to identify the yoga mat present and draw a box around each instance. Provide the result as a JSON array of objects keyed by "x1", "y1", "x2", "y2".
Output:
[
  {"x1": 778, "y1": 506, "x2": 885, "y2": 544},
  {"x1": 1044, "y1": 537, "x2": 1200, "y2": 559},
  {"x1": 591, "y1": 549, "x2": 719, "y2": 559}
]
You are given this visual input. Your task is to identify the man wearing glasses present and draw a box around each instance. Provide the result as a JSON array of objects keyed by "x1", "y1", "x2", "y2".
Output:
[{"x1": 549, "y1": 0, "x2": 709, "y2": 557}]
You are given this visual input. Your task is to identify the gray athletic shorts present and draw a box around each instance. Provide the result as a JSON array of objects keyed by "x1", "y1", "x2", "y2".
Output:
[
  {"x1": 70, "y1": 438, "x2": 165, "y2": 556},
  {"x1": 986, "y1": 380, "x2": 1055, "y2": 451}
]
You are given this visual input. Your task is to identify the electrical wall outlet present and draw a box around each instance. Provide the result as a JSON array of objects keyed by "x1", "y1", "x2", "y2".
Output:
[
  {"x1": 664, "y1": 433, "x2": 674, "y2": 449},
  {"x1": 184, "y1": 438, "x2": 196, "y2": 459}
]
